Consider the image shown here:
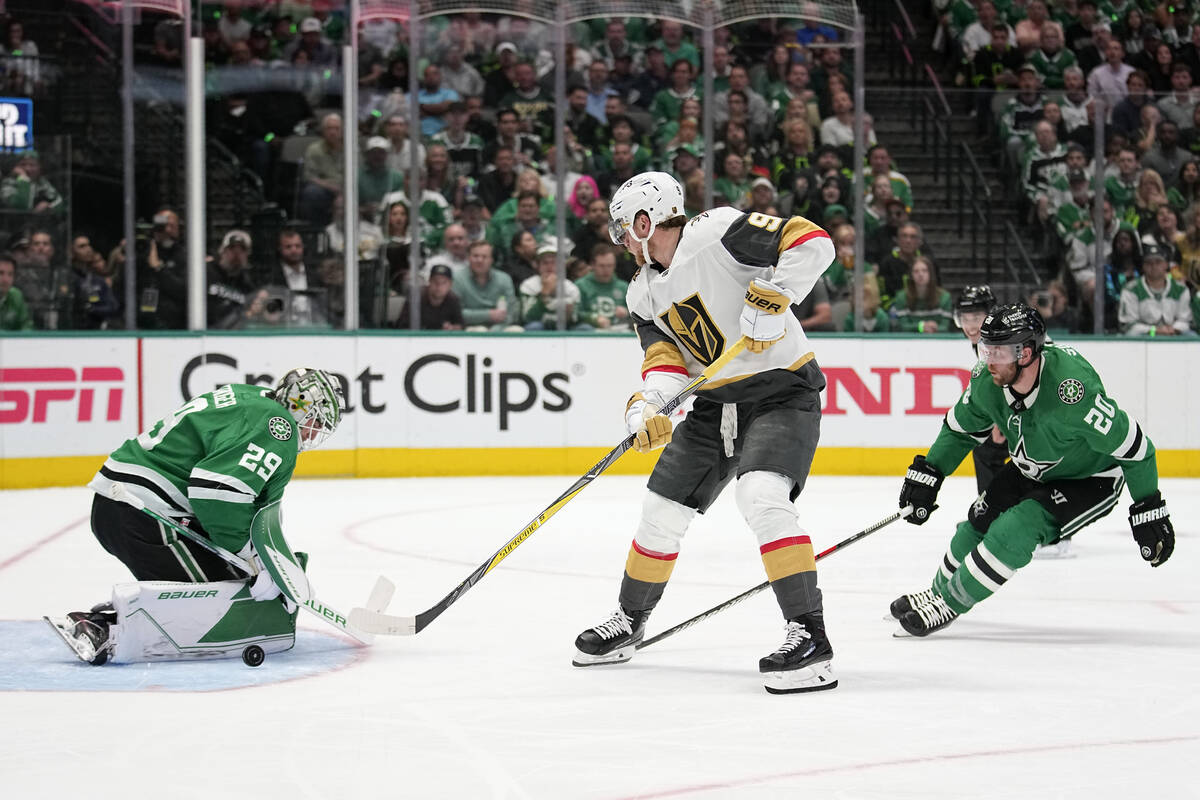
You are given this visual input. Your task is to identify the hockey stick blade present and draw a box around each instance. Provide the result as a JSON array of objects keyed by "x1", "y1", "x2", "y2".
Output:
[
  {"x1": 349, "y1": 338, "x2": 751, "y2": 637},
  {"x1": 637, "y1": 505, "x2": 913, "y2": 651},
  {"x1": 365, "y1": 576, "x2": 395, "y2": 613},
  {"x1": 349, "y1": 606, "x2": 416, "y2": 636}
]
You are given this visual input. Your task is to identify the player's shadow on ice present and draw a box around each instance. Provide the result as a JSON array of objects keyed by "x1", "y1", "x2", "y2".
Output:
[{"x1": 914, "y1": 620, "x2": 1197, "y2": 648}]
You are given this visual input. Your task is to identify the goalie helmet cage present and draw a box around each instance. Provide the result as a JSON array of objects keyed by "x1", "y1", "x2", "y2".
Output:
[{"x1": 355, "y1": 0, "x2": 865, "y2": 330}]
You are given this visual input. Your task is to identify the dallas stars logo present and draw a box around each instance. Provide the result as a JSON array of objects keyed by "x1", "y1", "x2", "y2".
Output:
[{"x1": 1009, "y1": 436, "x2": 1062, "y2": 480}]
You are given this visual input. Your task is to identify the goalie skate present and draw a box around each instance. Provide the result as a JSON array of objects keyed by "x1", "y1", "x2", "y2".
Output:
[{"x1": 44, "y1": 609, "x2": 114, "y2": 665}]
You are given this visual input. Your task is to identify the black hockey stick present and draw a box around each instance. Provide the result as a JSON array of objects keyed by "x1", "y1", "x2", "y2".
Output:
[
  {"x1": 350, "y1": 336, "x2": 751, "y2": 636},
  {"x1": 636, "y1": 504, "x2": 912, "y2": 651}
]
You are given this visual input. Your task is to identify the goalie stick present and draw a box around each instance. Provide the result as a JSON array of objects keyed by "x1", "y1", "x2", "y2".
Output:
[
  {"x1": 108, "y1": 484, "x2": 389, "y2": 645},
  {"x1": 350, "y1": 336, "x2": 751, "y2": 637},
  {"x1": 635, "y1": 505, "x2": 913, "y2": 651}
]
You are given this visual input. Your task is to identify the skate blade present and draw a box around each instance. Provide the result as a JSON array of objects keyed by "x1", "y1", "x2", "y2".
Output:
[
  {"x1": 892, "y1": 626, "x2": 914, "y2": 638},
  {"x1": 762, "y1": 658, "x2": 837, "y2": 694},
  {"x1": 43, "y1": 615, "x2": 99, "y2": 663},
  {"x1": 571, "y1": 644, "x2": 637, "y2": 667}
]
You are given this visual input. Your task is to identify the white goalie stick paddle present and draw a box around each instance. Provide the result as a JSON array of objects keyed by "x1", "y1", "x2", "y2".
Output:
[
  {"x1": 349, "y1": 337, "x2": 752, "y2": 637},
  {"x1": 107, "y1": 484, "x2": 390, "y2": 645}
]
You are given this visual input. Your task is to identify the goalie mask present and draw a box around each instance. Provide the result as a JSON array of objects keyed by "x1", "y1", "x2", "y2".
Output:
[
  {"x1": 608, "y1": 171, "x2": 686, "y2": 264},
  {"x1": 273, "y1": 368, "x2": 344, "y2": 451}
]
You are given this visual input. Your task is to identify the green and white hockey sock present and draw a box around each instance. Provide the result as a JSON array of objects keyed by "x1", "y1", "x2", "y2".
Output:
[{"x1": 931, "y1": 520, "x2": 985, "y2": 598}]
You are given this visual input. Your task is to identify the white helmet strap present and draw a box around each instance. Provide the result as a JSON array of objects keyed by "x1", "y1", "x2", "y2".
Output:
[{"x1": 630, "y1": 212, "x2": 657, "y2": 264}]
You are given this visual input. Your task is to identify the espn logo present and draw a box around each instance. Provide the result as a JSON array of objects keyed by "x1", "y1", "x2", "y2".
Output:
[{"x1": 0, "y1": 367, "x2": 125, "y2": 424}]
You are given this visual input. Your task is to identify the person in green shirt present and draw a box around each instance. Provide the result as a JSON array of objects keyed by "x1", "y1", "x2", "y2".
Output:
[
  {"x1": 453, "y1": 240, "x2": 519, "y2": 330},
  {"x1": 714, "y1": 152, "x2": 753, "y2": 210},
  {"x1": 890, "y1": 304, "x2": 1175, "y2": 637},
  {"x1": 650, "y1": 59, "x2": 702, "y2": 127},
  {"x1": 0, "y1": 151, "x2": 64, "y2": 215},
  {"x1": 652, "y1": 21, "x2": 700, "y2": 69},
  {"x1": 0, "y1": 253, "x2": 34, "y2": 330},
  {"x1": 842, "y1": 269, "x2": 890, "y2": 332},
  {"x1": 575, "y1": 243, "x2": 630, "y2": 330},
  {"x1": 890, "y1": 256, "x2": 954, "y2": 333},
  {"x1": 358, "y1": 136, "x2": 406, "y2": 207}
]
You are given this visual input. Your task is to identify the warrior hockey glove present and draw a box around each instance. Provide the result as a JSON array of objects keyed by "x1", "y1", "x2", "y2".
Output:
[
  {"x1": 626, "y1": 395, "x2": 673, "y2": 453},
  {"x1": 900, "y1": 455, "x2": 944, "y2": 525},
  {"x1": 740, "y1": 279, "x2": 794, "y2": 354},
  {"x1": 1129, "y1": 492, "x2": 1175, "y2": 567}
]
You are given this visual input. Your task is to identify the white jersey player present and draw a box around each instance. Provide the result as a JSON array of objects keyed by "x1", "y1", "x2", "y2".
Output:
[{"x1": 573, "y1": 172, "x2": 839, "y2": 694}]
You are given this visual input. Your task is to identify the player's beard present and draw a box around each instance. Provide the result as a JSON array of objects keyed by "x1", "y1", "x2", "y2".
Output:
[
  {"x1": 987, "y1": 362, "x2": 1017, "y2": 386},
  {"x1": 630, "y1": 246, "x2": 647, "y2": 267}
]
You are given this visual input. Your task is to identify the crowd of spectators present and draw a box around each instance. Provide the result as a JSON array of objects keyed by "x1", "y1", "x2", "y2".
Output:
[
  {"x1": 6, "y1": 5, "x2": 913, "y2": 332},
  {"x1": 5, "y1": 2, "x2": 1195, "y2": 336},
  {"x1": 938, "y1": 0, "x2": 1198, "y2": 335}
]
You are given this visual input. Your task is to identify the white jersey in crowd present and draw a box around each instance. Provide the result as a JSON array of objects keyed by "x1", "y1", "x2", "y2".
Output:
[{"x1": 628, "y1": 206, "x2": 834, "y2": 398}]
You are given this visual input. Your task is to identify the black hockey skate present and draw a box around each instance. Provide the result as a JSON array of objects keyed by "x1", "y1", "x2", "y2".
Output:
[
  {"x1": 889, "y1": 588, "x2": 938, "y2": 620},
  {"x1": 898, "y1": 594, "x2": 960, "y2": 637},
  {"x1": 44, "y1": 605, "x2": 116, "y2": 665},
  {"x1": 759, "y1": 612, "x2": 838, "y2": 694},
  {"x1": 572, "y1": 606, "x2": 649, "y2": 667}
]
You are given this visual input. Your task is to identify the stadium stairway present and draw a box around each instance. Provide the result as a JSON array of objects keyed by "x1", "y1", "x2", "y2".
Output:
[{"x1": 863, "y1": 5, "x2": 1042, "y2": 301}]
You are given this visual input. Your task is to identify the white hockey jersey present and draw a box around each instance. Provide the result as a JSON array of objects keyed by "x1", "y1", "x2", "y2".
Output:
[{"x1": 628, "y1": 206, "x2": 834, "y2": 402}]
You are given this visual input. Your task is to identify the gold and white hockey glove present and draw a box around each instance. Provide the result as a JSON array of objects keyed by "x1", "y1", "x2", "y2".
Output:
[
  {"x1": 740, "y1": 278, "x2": 794, "y2": 353},
  {"x1": 626, "y1": 393, "x2": 673, "y2": 453}
]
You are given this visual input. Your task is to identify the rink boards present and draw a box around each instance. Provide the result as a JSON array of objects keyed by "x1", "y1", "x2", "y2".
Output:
[{"x1": 1, "y1": 332, "x2": 1197, "y2": 488}]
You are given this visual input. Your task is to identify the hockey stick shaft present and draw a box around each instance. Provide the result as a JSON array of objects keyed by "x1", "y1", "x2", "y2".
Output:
[
  {"x1": 112, "y1": 487, "x2": 376, "y2": 644},
  {"x1": 351, "y1": 336, "x2": 751, "y2": 637},
  {"x1": 636, "y1": 505, "x2": 912, "y2": 651}
]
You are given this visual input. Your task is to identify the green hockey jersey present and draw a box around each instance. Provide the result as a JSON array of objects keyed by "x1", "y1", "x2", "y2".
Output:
[
  {"x1": 925, "y1": 343, "x2": 1158, "y2": 501},
  {"x1": 88, "y1": 384, "x2": 299, "y2": 553}
]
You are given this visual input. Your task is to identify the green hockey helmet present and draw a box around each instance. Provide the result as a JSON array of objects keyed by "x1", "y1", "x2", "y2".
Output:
[{"x1": 273, "y1": 368, "x2": 344, "y2": 451}]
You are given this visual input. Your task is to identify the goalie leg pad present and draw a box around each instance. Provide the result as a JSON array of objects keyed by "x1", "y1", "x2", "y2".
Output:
[{"x1": 108, "y1": 579, "x2": 297, "y2": 663}]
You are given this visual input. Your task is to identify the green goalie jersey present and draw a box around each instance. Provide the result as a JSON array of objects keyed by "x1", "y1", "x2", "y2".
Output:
[
  {"x1": 925, "y1": 343, "x2": 1159, "y2": 501},
  {"x1": 88, "y1": 384, "x2": 299, "y2": 553}
]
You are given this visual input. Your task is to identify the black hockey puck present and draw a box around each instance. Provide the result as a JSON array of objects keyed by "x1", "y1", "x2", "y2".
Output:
[{"x1": 242, "y1": 645, "x2": 265, "y2": 667}]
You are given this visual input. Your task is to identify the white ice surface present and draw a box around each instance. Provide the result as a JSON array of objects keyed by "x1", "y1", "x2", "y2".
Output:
[{"x1": 1, "y1": 475, "x2": 1197, "y2": 799}]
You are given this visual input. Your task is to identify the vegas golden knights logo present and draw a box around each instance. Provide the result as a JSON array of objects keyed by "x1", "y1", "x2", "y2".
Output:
[{"x1": 660, "y1": 293, "x2": 726, "y2": 365}]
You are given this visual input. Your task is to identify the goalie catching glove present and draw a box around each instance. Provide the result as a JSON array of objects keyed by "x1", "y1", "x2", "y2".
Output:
[
  {"x1": 1129, "y1": 492, "x2": 1174, "y2": 567},
  {"x1": 740, "y1": 279, "x2": 794, "y2": 354},
  {"x1": 626, "y1": 393, "x2": 673, "y2": 453}
]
